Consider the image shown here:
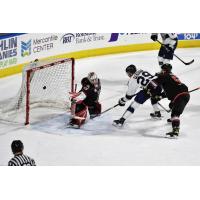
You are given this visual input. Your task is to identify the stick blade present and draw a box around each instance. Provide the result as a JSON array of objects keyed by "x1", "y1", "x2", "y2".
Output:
[{"x1": 185, "y1": 59, "x2": 194, "y2": 65}]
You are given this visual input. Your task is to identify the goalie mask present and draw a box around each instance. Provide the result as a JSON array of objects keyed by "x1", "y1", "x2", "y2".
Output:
[
  {"x1": 126, "y1": 65, "x2": 137, "y2": 77},
  {"x1": 87, "y1": 72, "x2": 98, "y2": 84}
]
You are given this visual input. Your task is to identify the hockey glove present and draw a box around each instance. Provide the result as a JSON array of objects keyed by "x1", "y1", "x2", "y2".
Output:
[
  {"x1": 118, "y1": 97, "x2": 126, "y2": 106},
  {"x1": 152, "y1": 95, "x2": 163, "y2": 101},
  {"x1": 151, "y1": 34, "x2": 158, "y2": 41},
  {"x1": 152, "y1": 92, "x2": 166, "y2": 101}
]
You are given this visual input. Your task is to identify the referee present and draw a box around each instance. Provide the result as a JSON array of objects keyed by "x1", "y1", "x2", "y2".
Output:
[{"x1": 8, "y1": 140, "x2": 36, "y2": 166}]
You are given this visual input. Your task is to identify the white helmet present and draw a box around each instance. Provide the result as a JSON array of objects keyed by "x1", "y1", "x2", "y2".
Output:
[{"x1": 87, "y1": 72, "x2": 98, "y2": 84}]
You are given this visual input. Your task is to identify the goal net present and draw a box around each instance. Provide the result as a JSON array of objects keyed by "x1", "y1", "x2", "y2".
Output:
[{"x1": 0, "y1": 58, "x2": 75, "y2": 125}]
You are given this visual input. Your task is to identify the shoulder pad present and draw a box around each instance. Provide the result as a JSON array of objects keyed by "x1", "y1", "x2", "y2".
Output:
[{"x1": 133, "y1": 69, "x2": 143, "y2": 78}]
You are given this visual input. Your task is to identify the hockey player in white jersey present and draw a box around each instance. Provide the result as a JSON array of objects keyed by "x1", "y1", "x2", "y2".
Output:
[
  {"x1": 113, "y1": 65, "x2": 163, "y2": 127},
  {"x1": 151, "y1": 33, "x2": 178, "y2": 67}
]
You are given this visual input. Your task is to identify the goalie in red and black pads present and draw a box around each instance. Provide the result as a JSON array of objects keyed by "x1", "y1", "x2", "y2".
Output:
[
  {"x1": 68, "y1": 72, "x2": 101, "y2": 128},
  {"x1": 153, "y1": 63, "x2": 190, "y2": 137}
]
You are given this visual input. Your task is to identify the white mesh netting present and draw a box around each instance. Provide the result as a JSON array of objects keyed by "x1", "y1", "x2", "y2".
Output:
[{"x1": 0, "y1": 58, "x2": 74, "y2": 124}]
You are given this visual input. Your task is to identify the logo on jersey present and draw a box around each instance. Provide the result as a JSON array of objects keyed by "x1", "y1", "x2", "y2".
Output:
[{"x1": 21, "y1": 40, "x2": 31, "y2": 57}]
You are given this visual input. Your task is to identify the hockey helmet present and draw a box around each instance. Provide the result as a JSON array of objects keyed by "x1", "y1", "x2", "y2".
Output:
[
  {"x1": 126, "y1": 65, "x2": 137, "y2": 77},
  {"x1": 161, "y1": 63, "x2": 172, "y2": 73},
  {"x1": 88, "y1": 72, "x2": 98, "y2": 84},
  {"x1": 81, "y1": 77, "x2": 90, "y2": 86},
  {"x1": 11, "y1": 140, "x2": 24, "y2": 154}
]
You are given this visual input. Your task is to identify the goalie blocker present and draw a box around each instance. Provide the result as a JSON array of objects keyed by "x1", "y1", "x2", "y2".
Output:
[{"x1": 68, "y1": 72, "x2": 102, "y2": 128}]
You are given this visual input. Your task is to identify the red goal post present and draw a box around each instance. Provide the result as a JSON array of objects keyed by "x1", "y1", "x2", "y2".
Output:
[{"x1": 25, "y1": 58, "x2": 75, "y2": 125}]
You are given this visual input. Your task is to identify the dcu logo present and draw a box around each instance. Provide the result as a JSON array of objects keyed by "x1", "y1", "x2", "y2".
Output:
[
  {"x1": 61, "y1": 33, "x2": 75, "y2": 44},
  {"x1": 21, "y1": 40, "x2": 31, "y2": 57}
]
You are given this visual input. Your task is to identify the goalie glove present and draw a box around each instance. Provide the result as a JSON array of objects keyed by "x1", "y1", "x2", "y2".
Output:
[{"x1": 118, "y1": 97, "x2": 127, "y2": 106}]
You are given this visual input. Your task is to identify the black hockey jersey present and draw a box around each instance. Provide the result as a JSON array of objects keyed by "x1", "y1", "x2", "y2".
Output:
[
  {"x1": 81, "y1": 77, "x2": 101, "y2": 106},
  {"x1": 154, "y1": 72, "x2": 188, "y2": 101}
]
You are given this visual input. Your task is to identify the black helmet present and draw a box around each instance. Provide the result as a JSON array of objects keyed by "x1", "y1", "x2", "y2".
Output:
[
  {"x1": 161, "y1": 63, "x2": 172, "y2": 73},
  {"x1": 81, "y1": 77, "x2": 90, "y2": 86},
  {"x1": 11, "y1": 140, "x2": 24, "y2": 154},
  {"x1": 126, "y1": 65, "x2": 137, "y2": 77}
]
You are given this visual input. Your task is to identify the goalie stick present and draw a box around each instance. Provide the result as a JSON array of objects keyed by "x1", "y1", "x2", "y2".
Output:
[{"x1": 156, "y1": 40, "x2": 194, "y2": 66}]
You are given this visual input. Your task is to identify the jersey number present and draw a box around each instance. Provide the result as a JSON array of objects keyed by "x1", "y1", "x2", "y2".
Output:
[{"x1": 137, "y1": 71, "x2": 154, "y2": 87}]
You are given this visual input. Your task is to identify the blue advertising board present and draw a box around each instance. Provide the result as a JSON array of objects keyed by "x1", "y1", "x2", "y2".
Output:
[{"x1": 178, "y1": 33, "x2": 200, "y2": 40}]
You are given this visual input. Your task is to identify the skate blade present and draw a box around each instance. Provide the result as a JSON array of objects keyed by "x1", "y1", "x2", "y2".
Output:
[
  {"x1": 165, "y1": 134, "x2": 178, "y2": 139},
  {"x1": 150, "y1": 116, "x2": 163, "y2": 120},
  {"x1": 66, "y1": 124, "x2": 80, "y2": 129},
  {"x1": 112, "y1": 123, "x2": 123, "y2": 128}
]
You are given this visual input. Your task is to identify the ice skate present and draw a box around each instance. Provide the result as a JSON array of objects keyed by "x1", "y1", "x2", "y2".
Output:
[
  {"x1": 166, "y1": 127, "x2": 179, "y2": 138},
  {"x1": 150, "y1": 111, "x2": 162, "y2": 119},
  {"x1": 112, "y1": 117, "x2": 125, "y2": 127}
]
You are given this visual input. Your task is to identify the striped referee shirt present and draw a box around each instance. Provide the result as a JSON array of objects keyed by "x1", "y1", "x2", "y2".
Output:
[{"x1": 8, "y1": 154, "x2": 36, "y2": 166}]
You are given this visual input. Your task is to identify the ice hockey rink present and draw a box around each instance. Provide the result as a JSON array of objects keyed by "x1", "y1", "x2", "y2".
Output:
[{"x1": 0, "y1": 48, "x2": 200, "y2": 166}]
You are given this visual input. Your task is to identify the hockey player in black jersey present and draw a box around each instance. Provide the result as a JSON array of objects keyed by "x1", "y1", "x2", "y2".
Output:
[
  {"x1": 151, "y1": 33, "x2": 178, "y2": 67},
  {"x1": 153, "y1": 63, "x2": 190, "y2": 137},
  {"x1": 68, "y1": 72, "x2": 101, "y2": 128},
  {"x1": 8, "y1": 140, "x2": 36, "y2": 166}
]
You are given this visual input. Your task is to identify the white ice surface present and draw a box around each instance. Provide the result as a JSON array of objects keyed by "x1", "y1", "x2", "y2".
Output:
[{"x1": 0, "y1": 48, "x2": 200, "y2": 165}]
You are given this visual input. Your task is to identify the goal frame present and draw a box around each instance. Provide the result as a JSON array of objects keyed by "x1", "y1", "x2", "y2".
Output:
[{"x1": 25, "y1": 58, "x2": 75, "y2": 125}]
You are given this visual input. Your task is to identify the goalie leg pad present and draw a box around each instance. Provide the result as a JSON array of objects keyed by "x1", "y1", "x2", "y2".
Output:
[
  {"x1": 70, "y1": 100, "x2": 88, "y2": 127},
  {"x1": 88, "y1": 102, "x2": 102, "y2": 118}
]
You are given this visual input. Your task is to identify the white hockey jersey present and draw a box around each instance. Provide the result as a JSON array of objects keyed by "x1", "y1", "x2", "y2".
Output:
[
  {"x1": 152, "y1": 33, "x2": 178, "y2": 48},
  {"x1": 125, "y1": 69, "x2": 156, "y2": 99}
]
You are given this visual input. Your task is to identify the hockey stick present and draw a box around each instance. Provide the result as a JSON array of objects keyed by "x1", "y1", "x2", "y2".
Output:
[
  {"x1": 188, "y1": 87, "x2": 200, "y2": 93},
  {"x1": 91, "y1": 104, "x2": 119, "y2": 119},
  {"x1": 92, "y1": 92, "x2": 142, "y2": 119},
  {"x1": 158, "y1": 102, "x2": 171, "y2": 113},
  {"x1": 156, "y1": 40, "x2": 194, "y2": 66},
  {"x1": 101, "y1": 104, "x2": 119, "y2": 115}
]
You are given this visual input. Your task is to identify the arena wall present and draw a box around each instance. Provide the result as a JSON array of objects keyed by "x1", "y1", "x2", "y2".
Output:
[{"x1": 0, "y1": 33, "x2": 200, "y2": 78}]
